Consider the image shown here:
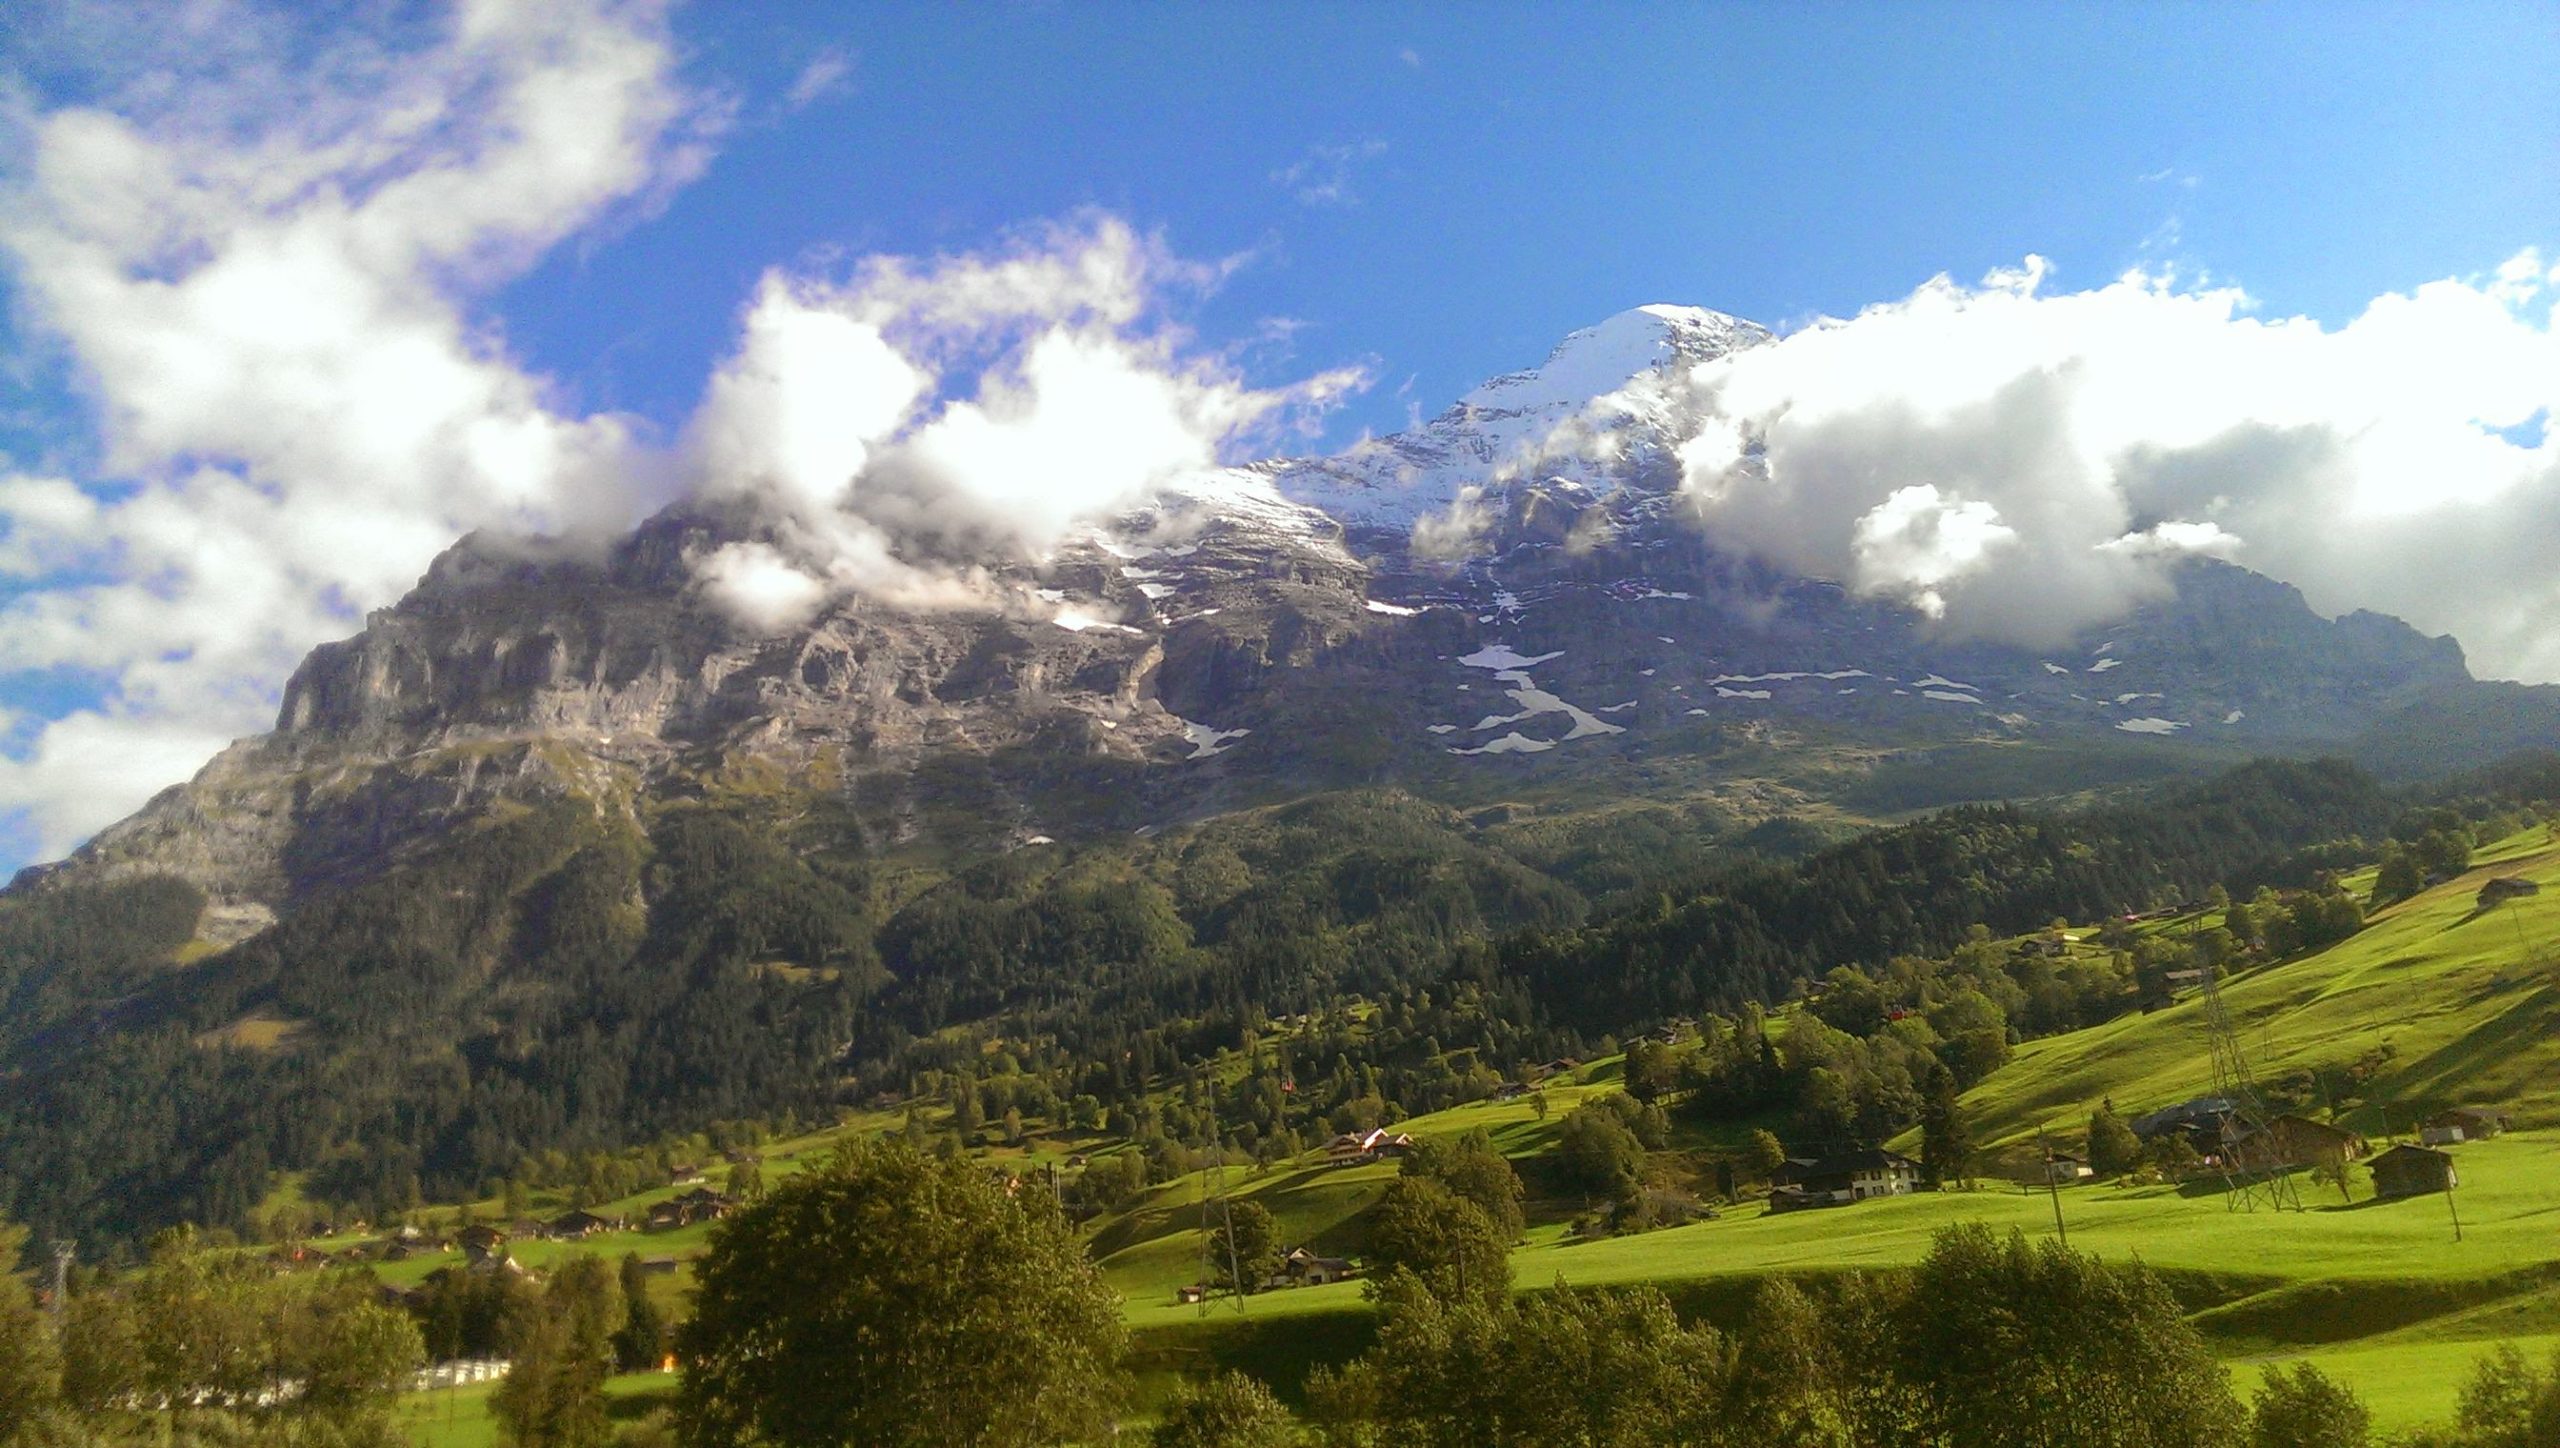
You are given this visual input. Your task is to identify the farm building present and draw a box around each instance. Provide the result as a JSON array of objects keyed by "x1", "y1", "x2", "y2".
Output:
[
  {"x1": 2131, "y1": 1097, "x2": 2237, "y2": 1142},
  {"x1": 2369, "y1": 1144, "x2": 2459, "y2": 1199},
  {"x1": 545, "y1": 1209, "x2": 618, "y2": 1240},
  {"x1": 1491, "y1": 1081, "x2": 1531, "y2": 1102},
  {"x1": 1324, "y1": 1128, "x2": 1418, "y2": 1165},
  {"x1": 2421, "y1": 1107, "x2": 2510, "y2": 1146},
  {"x1": 1276, "y1": 1247, "x2": 1356, "y2": 1286},
  {"x1": 2478, "y1": 876, "x2": 2541, "y2": 908},
  {"x1": 2038, "y1": 1153, "x2": 2095, "y2": 1185},
  {"x1": 2231, "y1": 1114, "x2": 2369, "y2": 1171},
  {"x1": 1768, "y1": 1149, "x2": 1921, "y2": 1211},
  {"x1": 645, "y1": 1186, "x2": 737, "y2": 1230},
  {"x1": 456, "y1": 1224, "x2": 508, "y2": 1261}
]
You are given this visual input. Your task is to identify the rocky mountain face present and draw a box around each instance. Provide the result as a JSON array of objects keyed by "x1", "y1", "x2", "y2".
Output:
[{"x1": 18, "y1": 306, "x2": 2548, "y2": 941}]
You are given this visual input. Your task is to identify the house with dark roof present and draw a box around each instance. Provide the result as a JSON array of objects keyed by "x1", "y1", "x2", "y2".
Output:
[
  {"x1": 1322, "y1": 1128, "x2": 1416, "y2": 1165},
  {"x1": 2421, "y1": 1107, "x2": 2509, "y2": 1146},
  {"x1": 2130, "y1": 1097, "x2": 2236, "y2": 1141},
  {"x1": 2478, "y1": 876, "x2": 2541, "y2": 908},
  {"x1": 2129, "y1": 1097, "x2": 2240, "y2": 1160},
  {"x1": 1275, "y1": 1247, "x2": 1355, "y2": 1287},
  {"x1": 545, "y1": 1209, "x2": 617, "y2": 1240},
  {"x1": 647, "y1": 1187, "x2": 738, "y2": 1231},
  {"x1": 1767, "y1": 1149, "x2": 1920, "y2": 1211}
]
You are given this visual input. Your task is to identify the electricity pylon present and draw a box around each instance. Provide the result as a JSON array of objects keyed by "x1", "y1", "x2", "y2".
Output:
[{"x1": 2200, "y1": 968, "x2": 2301, "y2": 1212}]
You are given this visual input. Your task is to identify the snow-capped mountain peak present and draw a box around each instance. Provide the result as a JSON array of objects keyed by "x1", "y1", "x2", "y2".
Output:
[
  {"x1": 1458, "y1": 304, "x2": 1768, "y2": 416},
  {"x1": 1263, "y1": 303, "x2": 1771, "y2": 532}
]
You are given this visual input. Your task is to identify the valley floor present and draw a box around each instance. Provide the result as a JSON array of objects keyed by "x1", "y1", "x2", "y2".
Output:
[
  {"x1": 381, "y1": 828, "x2": 2560, "y2": 1440},
  {"x1": 1112, "y1": 1132, "x2": 2560, "y2": 1435}
]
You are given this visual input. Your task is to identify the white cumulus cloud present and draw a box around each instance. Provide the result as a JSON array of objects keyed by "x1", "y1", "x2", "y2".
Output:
[
  {"x1": 681, "y1": 216, "x2": 1367, "y2": 631},
  {"x1": 1655, "y1": 253, "x2": 2560, "y2": 673},
  {"x1": 0, "y1": 0, "x2": 719, "y2": 859}
]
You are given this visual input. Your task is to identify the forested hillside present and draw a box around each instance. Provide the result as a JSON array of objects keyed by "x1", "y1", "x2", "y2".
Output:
[{"x1": 3, "y1": 752, "x2": 2553, "y2": 1251}]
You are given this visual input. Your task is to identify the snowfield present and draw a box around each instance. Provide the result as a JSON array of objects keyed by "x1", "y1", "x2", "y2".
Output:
[
  {"x1": 1177, "y1": 719, "x2": 1251, "y2": 758},
  {"x1": 1447, "y1": 731, "x2": 1555, "y2": 756}
]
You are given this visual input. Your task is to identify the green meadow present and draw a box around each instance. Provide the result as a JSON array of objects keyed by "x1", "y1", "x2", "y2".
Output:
[
  {"x1": 1108, "y1": 831, "x2": 2560, "y2": 1432},
  {"x1": 389, "y1": 829, "x2": 2560, "y2": 1439}
]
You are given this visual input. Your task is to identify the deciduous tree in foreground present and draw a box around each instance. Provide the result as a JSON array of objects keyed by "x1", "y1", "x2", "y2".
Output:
[{"x1": 674, "y1": 1139, "x2": 1124, "y2": 1448}]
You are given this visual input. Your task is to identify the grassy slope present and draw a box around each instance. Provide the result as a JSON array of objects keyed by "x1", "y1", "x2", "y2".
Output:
[
  {"x1": 1112, "y1": 830, "x2": 2560, "y2": 1431},
  {"x1": 1964, "y1": 829, "x2": 2560, "y2": 1149},
  {"x1": 379, "y1": 829, "x2": 2560, "y2": 1435},
  {"x1": 395, "y1": 1371, "x2": 673, "y2": 1448}
]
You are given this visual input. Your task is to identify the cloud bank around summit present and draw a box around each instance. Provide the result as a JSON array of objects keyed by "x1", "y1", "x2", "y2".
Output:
[
  {"x1": 1645, "y1": 256, "x2": 2560, "y2": 675},
  {"x1": 0, "y1": 3, "x2": 1359, "y2": 860},
  {"x1": 680, "y1": 217, "x2": 1365, "y2": 633}
]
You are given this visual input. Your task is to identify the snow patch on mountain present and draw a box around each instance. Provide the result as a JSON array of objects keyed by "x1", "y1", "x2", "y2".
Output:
[
  {"x1": 1178, "y1": 720, "x2": 1251, "y2": 758},
  {"x1": 1460, "y1": 643, "x2": 1565, "y2": 671},
  {"x1": 1448, "y1": 731, "x2": 1555, "y2": 756}
]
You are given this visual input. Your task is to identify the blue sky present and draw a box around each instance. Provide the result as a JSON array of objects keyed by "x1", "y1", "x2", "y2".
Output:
[
  {"x1": 0, "y1": 1, "x2": 2554, "y2": 873},
  {"x1": 506, "y1": 2, "x2": 2557, "y2": 440}
]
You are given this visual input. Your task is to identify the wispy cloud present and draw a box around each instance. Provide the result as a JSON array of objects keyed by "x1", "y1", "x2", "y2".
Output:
[
  {"x1": 1398, "y1": 47, "x2": 1422, "y2": 68},
  {"x1": 786, "y1": 46, "x2": 855, "y2": 109},
  {"x1": 1272, "y1": 139, "x2": 1388, "y2": 208}
]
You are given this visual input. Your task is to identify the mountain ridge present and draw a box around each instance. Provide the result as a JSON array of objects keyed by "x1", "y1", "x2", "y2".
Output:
[{"x1": 15, "y1": 303, "x2": 2550, "y2": 933}]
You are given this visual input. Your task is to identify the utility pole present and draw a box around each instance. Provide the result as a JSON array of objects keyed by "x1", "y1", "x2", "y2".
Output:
[
  {"x1": 2036, "y1": 1127, "x2": 2069, "y2": 1249},
  {"x1": 48, "y1": 1240, "x2": 74, "y2": 1318},
  {"x1": 2447, "y1": 1169, "x2": 2464, "y2": 1243}
]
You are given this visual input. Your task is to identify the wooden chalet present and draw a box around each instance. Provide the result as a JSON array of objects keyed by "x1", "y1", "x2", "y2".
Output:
[
  {"x1": 645, "y1": 1187, "x2": 737, "y2": 1231},
  {"x1": 1276, "y1": 1247, "x2": 1356, "y2": 1286},
  {"x1": 545, "y1": 1209, "x2": 617, "y2": 1240},
  {"x1": 2478, "y1": 876, "x2": 2541, "y2": 908},
  {"x1": 2369, "y1": 1143, "x2": 2458, "y2": 1199},
  {"x1": 2230, "y1": 1114, "x2": 2368, "y2": 1172},
  {"x1": 1323, "y1": 1128, "x2": 1417, "y2": 1165},
  {"x1": 2421, "y1": 1107, "x2": 2509, "y2": 1146}
]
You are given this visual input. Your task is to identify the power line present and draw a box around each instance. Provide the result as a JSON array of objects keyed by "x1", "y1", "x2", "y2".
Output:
[{"x1": 2199, "y1": 966, "x2": 2301, "y2": 1212}]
